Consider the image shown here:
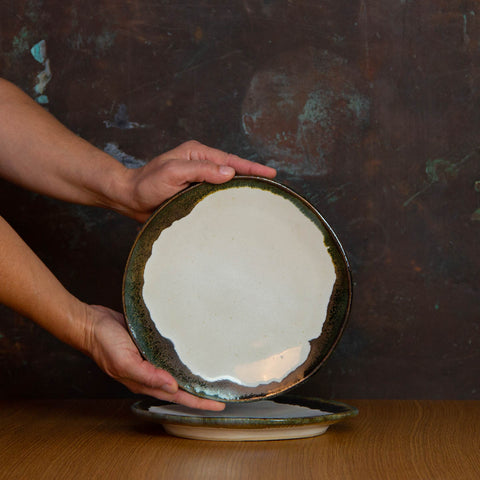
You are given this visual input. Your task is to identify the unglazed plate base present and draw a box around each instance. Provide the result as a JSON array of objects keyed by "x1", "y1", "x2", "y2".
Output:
[{"x1": 162, "y1": 423, "x2": 330, "y2": 441}]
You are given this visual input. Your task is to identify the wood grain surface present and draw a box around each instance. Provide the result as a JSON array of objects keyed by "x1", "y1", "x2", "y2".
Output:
[{"x1": 1, "y1": 399, "x2": 478, "y2": 479}]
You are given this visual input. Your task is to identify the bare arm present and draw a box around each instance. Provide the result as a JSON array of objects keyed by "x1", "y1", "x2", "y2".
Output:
[
  {"x1": 0, "y1": 78, "x2": 126, "y2": 208},
  {"x1": 0, "y1": 78, "x2": 276, "y2": 222},
  {"x1": 0, "y1": 214, "x2": 88, "y2": 351},
  {"x1": 0, "y1": 215, "x2": 224, "y2": 410}
]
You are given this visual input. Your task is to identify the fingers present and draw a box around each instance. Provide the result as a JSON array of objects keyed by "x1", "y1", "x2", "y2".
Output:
[
  {"x1": 224, "y1": 154, "x2": 277, "y2": 179},
  {"x1": 118, "y1": 355, "x2": 225, "y2": 411},
  {"x1": 164, "y1": 158, "x2": 236, "y2": 187},
  {"x1": 120, "y1": 356, "x2": 178, "y2": 392},
  {"x1": 127, "y1": 379, "x2": 226, "y2": 411},
  {"x1": 165, "y1": 390, "x2": 226, "y2": 411},
  {"x1": 122, "y1": 373, "x2": 226, "y2": 411},
  {"x1": 174, "y1": 140, "x2": 277, "y2": 179}
]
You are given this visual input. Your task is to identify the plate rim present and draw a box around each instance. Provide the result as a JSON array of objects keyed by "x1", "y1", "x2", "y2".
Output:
[{"x1": 131, "y1": 395, "x2": 359, "y2": 429}]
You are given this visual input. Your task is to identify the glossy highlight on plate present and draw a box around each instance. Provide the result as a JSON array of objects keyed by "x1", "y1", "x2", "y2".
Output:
[{"x1": 123, "y1": 176, "x2": 352, "y2": 402}]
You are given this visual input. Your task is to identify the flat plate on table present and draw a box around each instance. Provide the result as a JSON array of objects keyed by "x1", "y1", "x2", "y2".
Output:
[
  {"x1": 132, "y1": 395, "x2": 358, "y2": 441},
  {"x1": 123, "y1": 176, "x2": 352, "y2": 402}
]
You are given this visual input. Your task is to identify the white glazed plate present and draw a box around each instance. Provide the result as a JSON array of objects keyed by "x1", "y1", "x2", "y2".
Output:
[
  {"x1": 123, "y1": 177, "x2": 352, "y2": 402},
  {"x1": 132, "y1": 395, "x2": 358, "y2": 441}
]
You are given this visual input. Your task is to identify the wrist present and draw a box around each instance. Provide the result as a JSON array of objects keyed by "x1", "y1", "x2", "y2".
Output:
[
  {"x1": 54, "y1": 298, "x2": 94, "y2": 356},
  {"x1": 83, "y1": 149, "x2": 131, "y2": 212},
  {"x1": 92, "y1": 153, "x2": 140, "y2": 219}
]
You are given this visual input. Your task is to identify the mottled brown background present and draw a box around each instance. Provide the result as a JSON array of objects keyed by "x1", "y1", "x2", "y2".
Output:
[{"x1": 0, "y1": 0, "x2": 478, "y2": 400}]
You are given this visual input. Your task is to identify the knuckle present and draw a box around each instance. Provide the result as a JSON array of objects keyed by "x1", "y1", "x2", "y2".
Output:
[{"x1": 181, "y1": 139, "x2": 201, "y2": 152}]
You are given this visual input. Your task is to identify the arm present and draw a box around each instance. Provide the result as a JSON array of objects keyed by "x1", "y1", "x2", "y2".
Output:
[
  {"x1": 0, "y1": 78, "x2": 125, "y2": 209},
  {"x1": 0, "y1": 78, "x2": 276, "y2": 222},
  {"x1": 0, "y1": 215, "x2": 224, "y2": 410}
]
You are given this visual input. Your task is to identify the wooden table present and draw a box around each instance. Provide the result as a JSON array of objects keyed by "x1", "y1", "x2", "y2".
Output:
[{"x1": 1, "y1": 399, "x2": 478, "y2": 479}]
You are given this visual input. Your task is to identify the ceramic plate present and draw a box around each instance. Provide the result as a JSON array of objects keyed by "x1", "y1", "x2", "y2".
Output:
[
  {"x1": 123, "y1": 176, "x2": 351, "y2": 402},
  {"x1": 132, "y1": 395, "x2": 358, "y2": 441}
]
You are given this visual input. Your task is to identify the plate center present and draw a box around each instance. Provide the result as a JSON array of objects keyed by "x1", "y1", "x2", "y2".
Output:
[{"x1": 142, "y1": 187, "x2": 337, "y2": 386}]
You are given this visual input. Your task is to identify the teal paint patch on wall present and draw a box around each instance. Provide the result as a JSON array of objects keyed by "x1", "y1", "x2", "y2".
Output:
[{"x1": 30, "y1": 39, "x2": 46, "y2": 64}]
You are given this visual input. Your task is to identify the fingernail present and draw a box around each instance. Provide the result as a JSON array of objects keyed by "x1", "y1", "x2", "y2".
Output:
[
  {"x1": 161, "y1": 383, "x2": 177, "y2": 394},
  {"x1": 219, "y1": 165, "x2": 235, "y2": 176}
]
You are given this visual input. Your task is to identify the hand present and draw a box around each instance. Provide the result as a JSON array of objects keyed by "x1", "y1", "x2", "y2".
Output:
[
  {"x1": 84, "y1": 304, "x2": 225, "y2": 411},
  {"x1": 116, "y1": 140, "x2": 276, "y2": 222}
]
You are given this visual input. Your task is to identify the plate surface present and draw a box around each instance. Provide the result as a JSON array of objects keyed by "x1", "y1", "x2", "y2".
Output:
[
  {"x1": 132, "y1": 395, "x2": 358, "y2": 441},
  {"x1": 123, "y1": 176, "x2": 351, "y2": 402}
]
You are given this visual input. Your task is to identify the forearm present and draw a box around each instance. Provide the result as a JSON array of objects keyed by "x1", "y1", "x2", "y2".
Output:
[
  {"x1": 0, "y1": 78, "x2": 276, "y2": 223},
  {"x1": 0, "y1": 78, "x2": 129, "y2": 211},
  {"x1": 0, "y1": 215, "x2": 90, "y2": 353}
]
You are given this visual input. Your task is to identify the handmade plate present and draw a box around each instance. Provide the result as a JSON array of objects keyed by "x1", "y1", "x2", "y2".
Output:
[
  {"x1": 132, "y1": 395, "x2": 358, "y2": 441},
  {"x1": 123, "y1": 176, "x2": 351, "y2": 402}
]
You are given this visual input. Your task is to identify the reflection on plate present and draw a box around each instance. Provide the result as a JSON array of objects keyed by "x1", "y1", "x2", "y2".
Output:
[
  {"x1": 132, "y1": 396, "x2": 358, "y2": 441},
  {"x1": 123, "y1": 176, "x2": 352, "y2": 402}
]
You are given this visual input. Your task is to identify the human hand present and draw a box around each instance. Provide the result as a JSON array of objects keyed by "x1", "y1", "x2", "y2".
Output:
[
  {"x1": 114, "y1": 140, "x2": 276, "y2": 222},
  {"x1": 83, "y1": 304, "x2": 225, "y2": 411}
]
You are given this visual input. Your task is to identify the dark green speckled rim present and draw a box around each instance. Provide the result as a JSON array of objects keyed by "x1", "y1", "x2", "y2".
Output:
[
  {"x1": 131, "y1": 395, "x2": 358, "y2": 428},
  {"x1": 123, "y1": 176, "x2": 352, "y2": 402}
]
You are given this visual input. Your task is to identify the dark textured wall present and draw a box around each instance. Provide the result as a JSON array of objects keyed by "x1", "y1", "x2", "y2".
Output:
[{"x1": 0, "y1": 0, "x2": 479, "y2": 400}]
